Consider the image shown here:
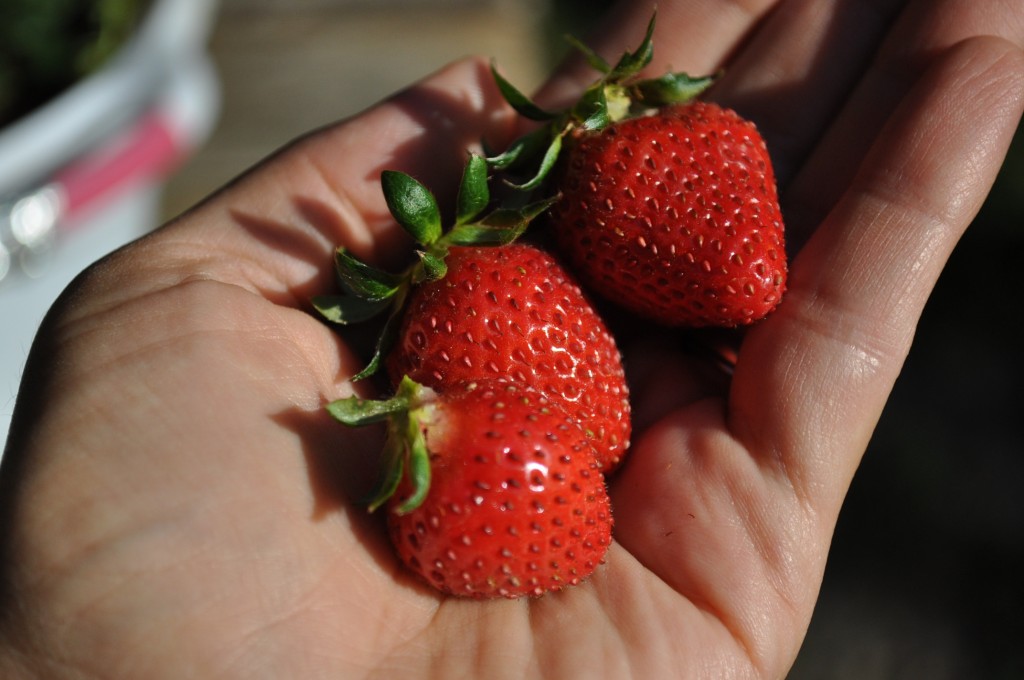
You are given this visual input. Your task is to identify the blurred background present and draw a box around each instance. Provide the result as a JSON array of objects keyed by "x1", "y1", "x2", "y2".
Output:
[{"x1": 1, "y1": 1, "x2": 1021, "y2": 677}]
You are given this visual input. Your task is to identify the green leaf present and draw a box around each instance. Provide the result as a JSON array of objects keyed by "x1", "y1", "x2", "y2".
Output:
[
  {"x1": 394, "y1": 415, "x2": 431, "y2": 514},
  {"x1": 333, "y1": 248, "x2": 402, "y2": 300},
  {"x1": 366, "y1": 431, "x2": 406, "y2": 513},
  {"x1": 516, "y1": 194, "x2": 561, "y2": 222},
  {"x1": 349, "y1": 300, "x2": 406, "y2": 381},
  {"x1": 505, "y1": 132, "x2": 563, "y2": 191},
  {"x1": 631, "y1": 72, "x2": 716, "y2": 107},
  {"x1": 350, "y1": 354, "x2": 381, "y2": 383},
  {"x1": 565, "y1": 33, "x2": 611, "y2": 74},
  {"x1": 454, "y1": 153, "x2": 490, "y2": 225},
  {"x1": 607, "y1": 12, "x2": 656, "y2": 81},
  {"x1": 329, "y1": 376, "x2": 434, "y2": 513},
  {"x1": 373, "y1": 376, "x2": 434, "y2": 512},
  {"x1": 326, "y1": 392, "x2": 409, "y2": 426},
  {"x1": 486, "y1": 125, "x2": 552, "y2": 171},
  {"x1": 491, "y1": 61, "x2": 559, "y2": 122},
  {"x1": 575, "y1": 86, "x2": 611, "y2": 130},
  {"x1": 485, "y1": 143, "x2": 523, "y2": 171},
  {"x1": 446, "y1": 195, "x2": 558, "y2": 246},
  {"x1": 312, "y1": 294, "x2": 393, "y2": 324},
  {"x1": 445, "y1": 219, "x2": 525, "y2": 247},
  {"x1": 413, "y1": 250, "x2": 448, "y2": 284},
  {"x1": 381, "y1": 170, "x2": 443, "y2": 245}
]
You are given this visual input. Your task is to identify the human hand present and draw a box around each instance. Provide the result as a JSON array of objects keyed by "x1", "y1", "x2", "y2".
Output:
[{"x1": 1, "y1": 1, "x2": 1022, "y2": 678}]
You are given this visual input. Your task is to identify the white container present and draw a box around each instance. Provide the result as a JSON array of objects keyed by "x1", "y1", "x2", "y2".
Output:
[{"x1": 0, "y1": 0, "x2": 221, "y2": 450}]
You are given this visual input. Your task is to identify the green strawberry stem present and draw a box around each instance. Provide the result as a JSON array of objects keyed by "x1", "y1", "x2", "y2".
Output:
[
  {"x1": 312, "y1": 152, "x2": 556, "y2": 380},
  {"x1": 488, "y1": 10, "x2": 716, "y2": 191},
  {"x1": 327, "y1": 375, "x2": 436, "y2": 514}
]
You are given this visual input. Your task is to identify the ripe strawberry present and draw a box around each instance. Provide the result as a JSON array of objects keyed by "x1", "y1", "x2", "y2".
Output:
[
  {"x1": 329, "y1": 378, "x2": 613, "y2": 599},
  {"x1": 549, "y1": 101, "x2": 786, "y2": 327},
  {"x1": 312, "y1": 153, "x2": 557, "y2": 377},
  {"x1": 385, "y1": 242, "x2": 631, "y2": 472},
  {"x1": 316, "y1": 162, "x2": 623, "y2": 597},
  {"x1": 392, "y1": 381, "x2": 612, "y2": 598},
  {"x1": 489, "y1": 12, "x2": 787, "y2": 327}
]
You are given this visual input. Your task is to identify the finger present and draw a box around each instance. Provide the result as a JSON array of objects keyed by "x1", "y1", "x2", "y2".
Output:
[
  {"x1": 783, "y1": 0, "x2": 1024, "y2": 245},
  {"x1": 707, "y1": 0, "x2": 909, "y2": 184},
  {"x1": 729, "y1": 37, "x2": 1024, "y2": 517},
  {"x1": 534, "y1": 0, "x2": 782, "y2": 108},
  {"x1": 140, "y1": 57, "x2": 515, "y2": 307}
]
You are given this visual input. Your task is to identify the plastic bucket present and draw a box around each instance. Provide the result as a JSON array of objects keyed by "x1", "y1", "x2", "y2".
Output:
[{"x1": 1, "y1": 0, "x2": 221, "y2": 448}]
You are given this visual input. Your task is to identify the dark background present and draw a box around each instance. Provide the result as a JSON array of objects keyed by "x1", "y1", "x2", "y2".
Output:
[{"x1": 791, "y1": 126, "x2": 1024, "y2": 679}]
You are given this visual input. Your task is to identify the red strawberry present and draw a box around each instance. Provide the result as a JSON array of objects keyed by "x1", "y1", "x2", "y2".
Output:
[
  {"x1": 385, "y1": 242, "x2": 631, "y2": 472},
  {"x1": 388, "y1": 381, "x2": 612, "y2": 598},
  {"x1": 549, "y1": 101, "x2": 786, "y2": 327},
  {"x1": 489, "y1": 12, "x2": 787, "y2": 327},
  {"x1": 328, "y1": 378, "x2": 613, "y2": 599}
]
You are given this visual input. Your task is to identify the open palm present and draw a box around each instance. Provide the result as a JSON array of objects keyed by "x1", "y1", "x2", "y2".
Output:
[{"x1": 2, "y1": 1, "x2": 1022, "y2": 678}]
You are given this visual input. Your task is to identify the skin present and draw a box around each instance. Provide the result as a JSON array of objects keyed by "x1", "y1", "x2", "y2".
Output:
[{"x1": 1, "y1": 1, "x2": 1022, "y2": 678}]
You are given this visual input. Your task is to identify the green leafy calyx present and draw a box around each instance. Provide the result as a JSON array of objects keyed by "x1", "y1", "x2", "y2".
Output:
[
  {"x1": 326, "y1": 375, "x2": 435, "y2": 514},
  {"x1": 488, "y1": 11, "x2": 716, "y2": 189},
  {"x1": 313, "y1": 152, "x2": 552, "y2": 380}
]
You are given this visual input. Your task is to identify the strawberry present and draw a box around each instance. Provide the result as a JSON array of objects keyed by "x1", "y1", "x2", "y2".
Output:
[
  {"x1": 314, "y1": 123, "x2": 624, "y2": 599},
  {"x1": 312, "y1": 155, "x2": 631, "y2": 472},
  {"x1": 489, "y1": 12, "x2": 787, "y2": 327},
  {"x1": 386, "y1": 242, "x2": 631, "y2": 472},
  {"x1": 328, "y1": 378, "x2": 612, "y2": 599},
  {"x1": 313, "y1": 153, "x2": 557, "y2": 381},
  {"x1": 549, "y1": 101, "x2": 786, "y2": 326}
]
